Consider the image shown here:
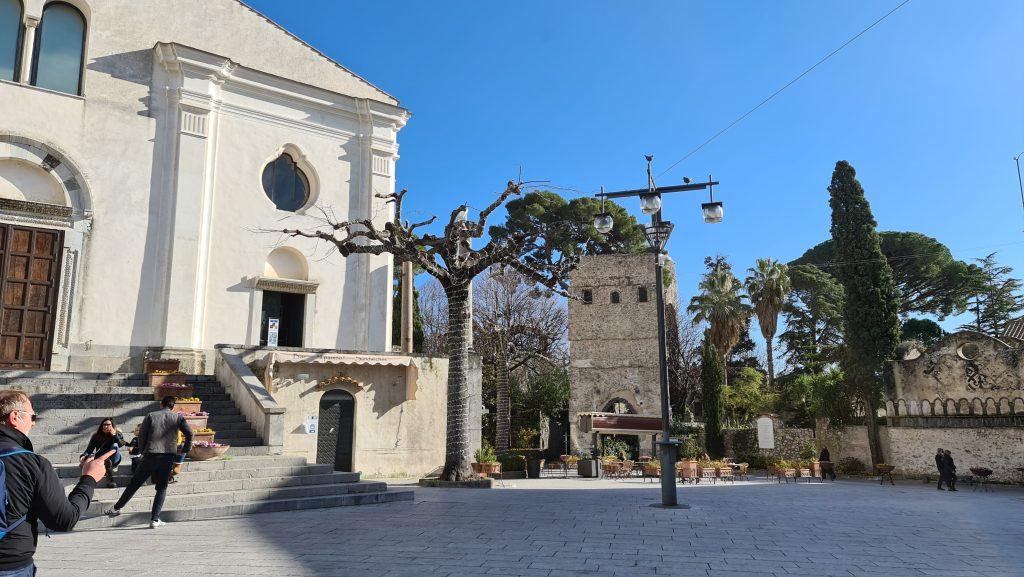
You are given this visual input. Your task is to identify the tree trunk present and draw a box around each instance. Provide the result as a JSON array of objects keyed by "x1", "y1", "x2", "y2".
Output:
[
  {"x1": 765, "y1": 338, "x2": 775, "y2": 390},
  {"x1": 494, "y1": 330, "x2": 511, "y2": 453},
  {"x1": 864, "y1": 395, "x2": 883, "y2": 466},
  {"x1": 441, "y1": 282, "x2": 475, "y2": 481}
]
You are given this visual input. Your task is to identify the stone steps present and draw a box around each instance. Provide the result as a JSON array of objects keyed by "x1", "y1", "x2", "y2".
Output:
[{"x1": 4, "y1": 370, "x2": 412, "y2": 525}]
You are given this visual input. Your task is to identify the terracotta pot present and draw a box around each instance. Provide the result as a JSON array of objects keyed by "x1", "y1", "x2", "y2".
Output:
[
  {"x1": 782, "y1": 468, "x2": 797, "y2": 478},
  {"x1": 700, "y1": 467, "x2": 717, "y2": 477},
  {"x1": 174, "y1": 401, "x2": 202, "y2": 414},
  {"x1": 183, "y1": 415, "x2": 208, "y2": 430},
  {"x1": 149, "y1": 373, "x2": 187, "y2": 387},
  {"x1": 188, "y1": 445, "x2": 229, "y2": 460},
  {"x1": 144, "y1": 359, "x2": 181, "y2": 374},
  {"x1": 644, "y1": 464, "x2": 660, "y2": 476},
  {"x1": 797, "y1": 468, "x2": 811, "y2": 478},
  {"x1": 809, "y1": 461, "x2": 821, "y2": 477},
  {"x1": 193, "y1": 431, "x2": 215, "y2": 444},
  {"x1": 472, "y1": 462, "x2": 501, "y2": 476},
  {"x1": 681, "y1": 460, "x2": 698, "y2": 478},
  {"x1": 153, "y1": 385, "x2": 194, "y2": 401}
]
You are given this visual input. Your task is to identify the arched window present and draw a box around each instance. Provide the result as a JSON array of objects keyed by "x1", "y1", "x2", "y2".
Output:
[
  {"x1": 30, "y1": 2, "x2": 86, "y2": 95},
  {"x1": 610, "y1": 291, "x2": 620, "y2": 304},
  {"x1": 0, "y1": 0, "x2": 22, "y2": 81},
  {"x1": 262, "y1": 153, "x2": 310, "y2": 212},
  {"x1": 637, "y1": 286, "x2": 648, "y2": 303}
]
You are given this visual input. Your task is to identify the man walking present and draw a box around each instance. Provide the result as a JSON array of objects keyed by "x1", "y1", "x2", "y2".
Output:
[
  {"x1": 105, "y1": 396, "x2": 192, "y2": 528},
  {"x1": 943, "y1": 449, "x2": 958, "y2": 491},
  {"x1": 935, "y1": 447, "x2": 946, "y2": 490},
  {"x1": 0, "y1": 390, "x2": 110, "y2": 575}
]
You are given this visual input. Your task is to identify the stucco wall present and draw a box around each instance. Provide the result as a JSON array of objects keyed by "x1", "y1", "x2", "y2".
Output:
[
  {"x1": 568, "y1": 254, "x2": 678, "y2": 453},
  {"x1": 0, "y1": 1, "x2": 408, "y2": 372},
  {"x1": 885, "y1": 426, "x2": 1024, "y2": 482}
]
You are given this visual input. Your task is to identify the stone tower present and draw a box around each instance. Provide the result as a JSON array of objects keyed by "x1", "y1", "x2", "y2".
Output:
[{"x1": 568, "y1": 254, "x2": 678, "y2": 454}]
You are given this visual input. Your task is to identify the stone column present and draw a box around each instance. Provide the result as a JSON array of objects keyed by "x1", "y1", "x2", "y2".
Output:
[
  {"x1": 400, "y1": 260, "x2": 414, "y2": 353},
  {"x1": 18, "y1": 17, "x2": 38, "y2": 83}
]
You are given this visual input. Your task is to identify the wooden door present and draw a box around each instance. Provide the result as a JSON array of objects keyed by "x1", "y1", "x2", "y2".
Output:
[{"x1": 0, "y1": 224, "x2": 63, "y2": 370}]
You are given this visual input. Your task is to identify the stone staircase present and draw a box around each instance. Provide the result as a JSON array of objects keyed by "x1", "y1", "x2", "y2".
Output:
[{"x1": 1, "y1": 371, "x2": 413, "y2": 527}]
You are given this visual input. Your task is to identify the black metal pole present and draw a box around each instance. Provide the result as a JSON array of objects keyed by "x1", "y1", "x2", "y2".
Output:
[{"x1": 652, "y1": 209, "x2": 679, "y2": 507}]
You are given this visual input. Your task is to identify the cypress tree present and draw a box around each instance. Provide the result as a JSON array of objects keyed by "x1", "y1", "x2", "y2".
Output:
[
  {"x1": 700, "y1": 335, "x2": 726, "y2": 458},
  {"x1": 827, "y1": 161, "x2": 900, "y2": 465}
]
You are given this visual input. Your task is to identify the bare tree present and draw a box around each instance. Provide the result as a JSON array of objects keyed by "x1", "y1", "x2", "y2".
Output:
[
  {"x1": 418, "y1": 278, "x2": 448, "y2": 357},
  {"x1": 474, "y1": 266, "x2": 567, "y2": 451},
  {"x1": 670, "y1": 307, "x2": 704, "y2": 420},
  {"x1": 280, "y1": 182, "x2": 576, "y2": 481}
]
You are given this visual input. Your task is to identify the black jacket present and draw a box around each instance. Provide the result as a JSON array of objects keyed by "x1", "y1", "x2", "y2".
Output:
[
  {"x1": 935, "y1": 453, "x2": 944, "y2": 472},
  {"x1": 80, "y1": 431, "x2": 125, "y2": 459},
  {"x1": 0, "y1": 425, "x2": 95, "y2": 570}
]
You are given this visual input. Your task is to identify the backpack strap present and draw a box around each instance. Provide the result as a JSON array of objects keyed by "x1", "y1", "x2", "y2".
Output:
[{"x1": 0, "y1": 449, "x2": 31, "y2": 459}]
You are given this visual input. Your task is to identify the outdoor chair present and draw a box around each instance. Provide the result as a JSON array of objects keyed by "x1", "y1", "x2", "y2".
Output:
[
  {"x1": 601, "y1": 461, "x2": 619, "y2": 478},
  {"x1": 621, "y1": 460, "x2": 635, "y2": 479}
]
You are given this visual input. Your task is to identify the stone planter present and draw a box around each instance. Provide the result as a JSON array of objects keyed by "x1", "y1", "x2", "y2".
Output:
[
  {"x1": 809, "y1": 461, "x2": 821, "y2": 477},
  {"x1": 174, "y1": 401, "x2": 202, "y2": 414},
  {"x1": 700, "y1": 467, "x2": 717, "y2": 478},
  {"x1": 149, "y1": 373, "x2": 187, "y2": 387},
  {"x1": 152, "y1": 385, "x2": 193, "y2": 401},
  {"x1": 193, "y1": 431, "x2": 215, "y2": 444},
  {"x1": 797, "y1": 468, "x2": 812, "y2": 478},
  {"x1": 471, "y1": 462, "x2": 501, "y2": 477},
  {"x1": 188, "y1": 445, "x2": 229, "y2": 460},
  {"x1": 782, "y1": 468, "x2": 797, "y2": 479},
  {"x1": 680, "y1": 459, "x2": 698, "y2": 479},
  {"x1": 643, "y1": 464, "x2": 661, "y2": 477},
  {"x1": 183, "y1": 415, "x2": 208, "y2": 430},
  {"x1": 144, "y1": 359, "x2": 180, "y2": 374},
  {"x1": 526, "y1": 458, "x2": 545, "y2": 479},
  {"x1": 577, "y1": 459, "x2": 601, "y2": 478}
]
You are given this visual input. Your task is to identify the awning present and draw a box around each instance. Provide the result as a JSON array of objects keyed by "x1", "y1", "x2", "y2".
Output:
[
  {"x1": 578, "y1": 412, "x2": 662, "y2": 435},
  {"x1": 264, "y1": 351, "x2": 419, "y2": 399}
]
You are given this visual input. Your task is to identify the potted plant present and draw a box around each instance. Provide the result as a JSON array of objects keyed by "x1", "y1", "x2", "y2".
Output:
[
  {"x1": 173, "y1": 397, "x2": 202, "y2": 414},
  {"x1": 188, "y1": 441, "x2": 230, "y2": 460},
  {"x1": 472, "y1": 443, "x2": 501, "y2": 477},
  {"x1": 712, "y1": 460, "x2": 731, "y2": 477},
  {"x1": 182, "y1": 412, "x2": 209, "y2": 430},
  {"x1": 697, "y1": 459, "x2": 717, "y2": 478},
  {"x1": 643, "y1": 459, "x2": 661, "y2": 478},
  {"x1": 192, "y1": 427, "x2": 216, "y2": 444},
  {"x1": 149, "y1": 370, "x2": 188, "y2": 387},
  {"x1": 800, "y1": 442, "x2": 820, "y2": 477},
  {"x1": 152, "y1": 382, "x2": 194, "y2": 400},
  {"x1": 797, "y1": 460, "x2": 812, "y2": 479},
  {"x1": 144, "y1": 358, "x2": 180, "y2": 374},
  {"x1": 678, "y1": 436, "x2": 700, "y2": 479},
  {"x1": 498, "y1": 453, "x2": 527, "y2": 479},
  {"x1": 779, "y1": 459, "x2": 797, "y2": 479}
]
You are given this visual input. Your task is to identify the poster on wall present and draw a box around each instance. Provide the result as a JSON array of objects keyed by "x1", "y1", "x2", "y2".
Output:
[
  {"x1": 756, "y1": 415, "x2": 775, "y2": 449},
  {"x1": 268, "y1": 318, "x2": 280, "y2": 347},
  {"x1": 305, "y1": 415, "x2": 318, "y2": 435}
]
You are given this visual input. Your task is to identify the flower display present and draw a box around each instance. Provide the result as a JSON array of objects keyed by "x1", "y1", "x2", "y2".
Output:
[
  {"x1": 177, "y1": 397, "x2": 201, "y2": 403},
  {"x1": 192, "y1": 441, "x2": 229, "y2": 448},
  {"x1": 154, "y1": 383, "x2": 192, "y2": 389},
  {"x1": 193, "y1": 427, "x2": 215, "y2": 434},
  {"x1": 182, "y1": 412, "x2": 209, "y2": 417}
]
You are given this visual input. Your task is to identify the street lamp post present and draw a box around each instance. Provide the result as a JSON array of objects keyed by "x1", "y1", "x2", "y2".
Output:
[{"x1": 595, "y1": 155, "x2": 723, "y2": 508}]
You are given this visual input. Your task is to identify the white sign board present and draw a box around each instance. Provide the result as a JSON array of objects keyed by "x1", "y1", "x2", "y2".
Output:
[
  {"x1": 756, "y1": 415, "x2": 775, "y2": 449},
  {"x1": 305, "y1": 415, "x2": 318, "y2": 435},
  {"x1": 267, "y1": 318, "x2": 280, "y2": 347}
]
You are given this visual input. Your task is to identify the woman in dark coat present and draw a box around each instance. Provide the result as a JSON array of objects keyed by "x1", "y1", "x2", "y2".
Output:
[{"x1": 80, "y1": 418, "x2": 125, "y2": 488}]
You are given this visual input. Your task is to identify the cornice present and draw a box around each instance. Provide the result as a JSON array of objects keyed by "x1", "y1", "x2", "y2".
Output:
[{"x1": 252, "y1": 276, "x2": 319, "y2": 295}]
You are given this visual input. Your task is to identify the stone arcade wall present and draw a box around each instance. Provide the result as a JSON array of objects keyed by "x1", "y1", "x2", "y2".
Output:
[{"x1": 885, "y1": 427, "x2": 1024, "y2": 482}]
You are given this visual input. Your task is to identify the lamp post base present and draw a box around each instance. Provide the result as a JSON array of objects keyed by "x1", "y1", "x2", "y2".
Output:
[{"x1": 649, "y1": 503, "x2": 692, "y2": 509}]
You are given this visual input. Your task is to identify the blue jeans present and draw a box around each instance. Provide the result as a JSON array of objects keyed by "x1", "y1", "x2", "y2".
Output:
[{"x1": 0, "y1": 563, "x2": 35, "y2": 576}]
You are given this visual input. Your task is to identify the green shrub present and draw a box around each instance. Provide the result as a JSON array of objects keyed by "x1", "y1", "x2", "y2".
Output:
[
  {"x1": 678, "y1": 436, "x2": 701, "y2": 460},
  {"x1": 836, "y1": 456, "x2": 865, "y2": 474},
  {"x1": 799, "y1": 441, "x2": 818, "y2": 461},
  {"x1": 474, "y1": 441, "x2": 497, "y2": 464},
  {"x1": 601, "y1": 438, "x2": 632, "y2": 460},
  {"x1": 498, "y1": 453, "x2": 527, "y2": 472}
]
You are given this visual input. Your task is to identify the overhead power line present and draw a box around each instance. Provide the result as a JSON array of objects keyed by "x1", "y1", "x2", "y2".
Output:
[{"x1": 656, "y1": 0, "x2": 913, "y2": 179}]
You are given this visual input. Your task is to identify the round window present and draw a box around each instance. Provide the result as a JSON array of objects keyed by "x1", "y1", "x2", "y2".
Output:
[
  {"x1": 957, "y1": 342, "x2": 980, "y2": 360},
  {"x1": 262, "y1": 154, "x2": 309, "y2": 212}
]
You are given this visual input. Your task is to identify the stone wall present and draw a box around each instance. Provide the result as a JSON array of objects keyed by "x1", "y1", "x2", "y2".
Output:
[
  {"x1": 568, "y1": 254, "x2": 678, "y2": 453},
  {"x1": 725, "y1": 426, "x2": 815, "y2": 461},
  {"x1": 886, "y1": 426, "x2": 1024, "y2": 482}
]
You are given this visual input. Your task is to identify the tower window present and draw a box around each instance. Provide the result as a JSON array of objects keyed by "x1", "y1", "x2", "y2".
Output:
[
  {"x1": 637, "y1": 286, "x2": 648, "y2": 303},
  {"x1": 581, "y1": 289, "x2": 592, "y2": 304},
  {"x1": 610, "y1": 291, "x2": 620, "y2": 304}
]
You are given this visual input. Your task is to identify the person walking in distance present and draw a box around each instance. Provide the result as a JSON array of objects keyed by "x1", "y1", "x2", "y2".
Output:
[
  {"x1": 0, "y1": 390, "x2": 111, "y2": 576},
  {"x1": 942, "y1": 449, "x2": 958, "y2": 492},
  {"x1": 935, "y1": 448, "x2": 946, "y2": 490},
  {"x1": 105, "y1": 396, "x2": 192, "y2": 528}
]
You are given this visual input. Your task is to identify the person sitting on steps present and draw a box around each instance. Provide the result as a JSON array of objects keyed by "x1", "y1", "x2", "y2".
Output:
[
  {"x1": 80, "y1": 417, "x2": 126, "y2": 488},
  {"x1": 105, "y1": 396, "x2": 193, "y2": 528}
]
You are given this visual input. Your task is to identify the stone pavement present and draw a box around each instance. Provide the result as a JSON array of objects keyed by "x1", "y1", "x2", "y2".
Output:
[{"x1": 35, "y1": 476, "x2": 1024, "y2": 577}]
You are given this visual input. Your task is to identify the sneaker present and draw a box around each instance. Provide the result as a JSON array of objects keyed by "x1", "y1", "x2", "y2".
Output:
[
  {"x1": 106, "y1": 480, "x2": 117, "y2": 488},
  {"x1": 149, "y1": 519, "x2": 166, "y2": 529},
  {"x1": 104, "y1": 507, "x2": 121, "y2": 517}
]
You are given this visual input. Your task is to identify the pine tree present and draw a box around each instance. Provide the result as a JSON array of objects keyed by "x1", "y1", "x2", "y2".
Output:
[
  {"x1": 700, "y1": 336, "x2": 726, "y2": 458},
  {"x1": 827, "y1": 161, "x2": 900, "y2": 465},
  {"x1": 959, "y1": 253, "x2": 1024, "y2": 337}
]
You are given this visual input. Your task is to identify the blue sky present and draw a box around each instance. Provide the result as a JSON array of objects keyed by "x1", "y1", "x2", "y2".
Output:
[{"x1": 249, "y1": 0, "x2": 1024, "y2": 335}]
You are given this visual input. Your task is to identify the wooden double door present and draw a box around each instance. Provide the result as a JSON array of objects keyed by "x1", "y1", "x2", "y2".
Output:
[{"x1": 0, "y1": 224, "x2": 63, "y2": 370}]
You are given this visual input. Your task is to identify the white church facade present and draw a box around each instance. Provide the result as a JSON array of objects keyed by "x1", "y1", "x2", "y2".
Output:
[{"x1": 0, "y1": 0, "x2": 408, "y2": 373}]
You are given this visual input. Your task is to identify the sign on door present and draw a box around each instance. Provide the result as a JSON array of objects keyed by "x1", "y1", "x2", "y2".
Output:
[{"x1": 268, "y1": 318, "x2": 280, "y2": 347}]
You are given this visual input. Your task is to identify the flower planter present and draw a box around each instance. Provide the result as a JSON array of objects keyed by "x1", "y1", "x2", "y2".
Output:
[
  {"x1": 700, "y1": 467, "x2": 718, "y2": 478},
  {"x1": 183, "y1": 414, "x2": 208, "y2": 430},
  {"x1": 797, "y1": 468, "x2": 812, "y2": 478},
  {"x1": 782, "y1": 468, "x2": 797, "y2": 478},
  {"x1": 144, "y1": 359, "x2": 181, "y2": 374},
  {"x1": 809, "y1": 461, "x2": 821, "y2": 477},
  {"x1": 152, "y1": 385, "x2": 194, "y2": 401},
  {"x1": 643, "y1": 465, "x2": 661, "y2": 477},
  {"x1": 193, "y1": 431, "x2": 215, "y2": 444},
  {"x1": 577, "y1": 459, "x2": 601, "y2": 478},
  {"x1": 680, "y1": 459, "x2": 698, "y2": 479},
  {"x1": 471, "y1": 462, "x2": 501, "y2": 477},
  {"x1": 875, "y1": 464, "x2": 895, "y2": 475},
  {"x1": 174, "y1": 401, "x2": 202, "y2": 414},
  {"x1": 149, "y1": 373, "x2": 187, "y2": 387},
  {"x1": 526, "y1": 458, "x2": 545, "y2": 479},
  {"x1": 188, "y1": 444, "x2": 230, "y2": 460}
]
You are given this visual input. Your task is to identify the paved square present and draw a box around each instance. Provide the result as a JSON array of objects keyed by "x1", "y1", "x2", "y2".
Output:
[{"x1": 38, "y1": 477, "x2": 1024, "y2": 577}]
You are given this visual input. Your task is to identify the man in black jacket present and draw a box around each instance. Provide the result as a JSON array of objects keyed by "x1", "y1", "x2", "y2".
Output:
[
  {"x1": 935, "y1": 447, "x2": 946, "y2": 490},
  {"x1": 0, "y1": 390, "x2": 110, "y2": 575}
]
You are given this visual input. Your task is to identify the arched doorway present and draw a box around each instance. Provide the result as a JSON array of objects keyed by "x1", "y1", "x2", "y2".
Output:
[
  {"x1": 601, "y1": 398, "x2": 640, "y2": 459},
  {"x1": 317, "y1": 390, "x2": 354, "y2": 472}
]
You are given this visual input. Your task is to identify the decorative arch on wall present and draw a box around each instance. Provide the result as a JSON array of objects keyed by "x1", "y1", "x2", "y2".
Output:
[
  {"x1": 602, "y1": 396, "x2": 637, "y2": 415},
  {"x1": 264, "y1": 246, "x2": 309, "y2": 281},
  {"x1": 0, "y1": 133, "x2": 92, "y2": 217}
]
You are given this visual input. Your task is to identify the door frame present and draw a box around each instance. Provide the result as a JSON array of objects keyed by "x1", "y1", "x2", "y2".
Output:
[
  {"x1": 0, "y1": 223, "x2": 64, "y2": 370},
  {"x1": 316, "y1": 388, "x2": 357, "y2": 472}
]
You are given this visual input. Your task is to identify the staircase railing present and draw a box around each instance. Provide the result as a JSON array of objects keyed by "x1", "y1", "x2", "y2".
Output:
[{"x1": 215, "y1": 347, "x2": 285, "y2": 451}]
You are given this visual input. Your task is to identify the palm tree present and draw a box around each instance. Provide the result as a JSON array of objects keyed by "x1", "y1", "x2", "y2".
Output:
[
  {"x1": 687, "y1": 258, "x2": 751, "y2": 364},
  {"x1": 745, "y1": 258, "x2": 791, "y2": 390}
]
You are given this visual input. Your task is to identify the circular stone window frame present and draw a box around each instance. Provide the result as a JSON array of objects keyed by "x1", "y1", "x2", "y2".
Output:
[
  {"x1": 258, "y1": 145, "x2": 320, "y2": 214},
  {"x1": 957, "y1": 342, "x2": 981, "y2": 361}
]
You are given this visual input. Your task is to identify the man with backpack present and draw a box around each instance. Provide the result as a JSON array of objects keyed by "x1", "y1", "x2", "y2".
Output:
[
  {"x1": 105, "y1": 395, "x2": 192, "y2": 528},
  {"x1": 0, "y1": 390, "x2": 110, "y2": 575}
]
